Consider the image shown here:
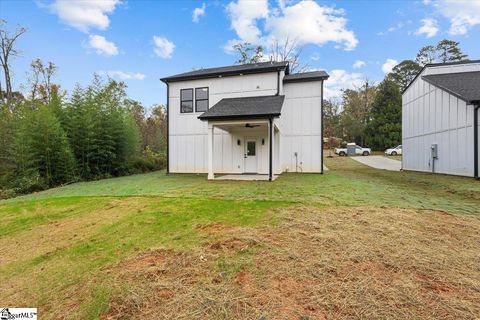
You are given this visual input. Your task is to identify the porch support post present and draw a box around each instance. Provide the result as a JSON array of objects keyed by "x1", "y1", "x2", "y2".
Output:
[
  {"x1": 208, "y1": 123, "x2": 214, "y2": 180},
  {"x1": 269, "y1": 118, "x2": 273, "y2": 181}
]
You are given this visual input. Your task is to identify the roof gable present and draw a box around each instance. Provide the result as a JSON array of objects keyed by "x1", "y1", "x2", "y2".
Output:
[
  {"x1": 422, "y1": 71, "x2": 480, "y2": 104},
  {"x1": 402, "y1": 59, "x2": 480, "y2": 94}
]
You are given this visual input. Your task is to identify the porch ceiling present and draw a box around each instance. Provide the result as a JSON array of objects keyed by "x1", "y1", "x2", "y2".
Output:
[{"x1": 214, "y1": 122, "x2": 268, "y2": 132}]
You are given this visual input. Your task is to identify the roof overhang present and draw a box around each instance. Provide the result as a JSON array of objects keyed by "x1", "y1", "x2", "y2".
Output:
[
  {"x1": 283, "y1": 71, "x2": 329, "y2": 83},
  {"x1": 161, "y1": 62, "x2": 289, "y2": 83}
]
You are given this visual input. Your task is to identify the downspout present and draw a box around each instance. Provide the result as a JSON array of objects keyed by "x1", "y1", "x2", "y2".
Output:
[
  {"x1": 166, "y1": 82, "x2": 170, "y2": 174},
  {"x1": 269, "y1": 117, "x2": 273, "y2": 181},
  {"x1": 320, "y1": 80, "x2": 324, "y2": 174},
  {"x1": 276, "y1": 69, "x2": 280, "y2": 96},
  {"x1": 474, "y1": 104, "x2": 479, "y2": 179}
]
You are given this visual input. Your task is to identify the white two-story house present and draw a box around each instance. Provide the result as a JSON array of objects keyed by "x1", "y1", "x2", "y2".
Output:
[{"x1": 160, "y1": 61, "x2": 329, "y2": 181}]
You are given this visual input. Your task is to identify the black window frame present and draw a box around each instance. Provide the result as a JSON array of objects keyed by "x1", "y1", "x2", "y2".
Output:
[
  {"x1": 180, "y1": 88, "x2": 194, "y2": 113},
  {"x1": 195, "y1": 87, "x2": 209, "y2": 113}
]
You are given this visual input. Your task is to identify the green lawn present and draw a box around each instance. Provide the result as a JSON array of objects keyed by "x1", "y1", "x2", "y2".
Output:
[{"x1": 1, "y1": 157, "x2": 479, "y2": 319}]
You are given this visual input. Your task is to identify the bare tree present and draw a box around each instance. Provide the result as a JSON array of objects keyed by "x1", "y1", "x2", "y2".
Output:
[
  {"x1": 268, "y1": 37, "x2": 309, "y2": 73},
  {"x1": 27, "y1": 59, "x2": 57, "y2": 103},
  {"x1": 0, "y1": 20, "x2": 27, "y2": 104},
  {"x1": 28, "y1": 59, "x2": 41, "y2": 101},
  {"x1": 233, "y1": 42, "x2": 264, "y2": 64}
]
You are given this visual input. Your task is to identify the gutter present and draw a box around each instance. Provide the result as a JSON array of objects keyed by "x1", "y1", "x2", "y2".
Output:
[
  {"x1": 320, "y1": 80, "x2": 324, "y2": 174},
  {"x1": 475, "y1": 103, "x2": 479, "y2": 179},
  {"x1": 276, "y1": 69, "x2": 280, "y2": 96},
  {"x1": 269, "y1": 117, "x2": 273, "y2": 181},
  {"x1": 166, "y1": 83, "x2": 170, "y2": 174}
]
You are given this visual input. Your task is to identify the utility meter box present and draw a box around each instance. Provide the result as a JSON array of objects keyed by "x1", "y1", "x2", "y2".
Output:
[
  {"x1": 347, "y1": 144, "x2": 356, "y2": 156},
  {"x1": 431, "y1": 144, "x2": 438, "y2": 159}
]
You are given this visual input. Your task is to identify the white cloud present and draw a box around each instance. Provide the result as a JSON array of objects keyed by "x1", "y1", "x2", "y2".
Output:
[
  {"x1": 88, "y1": 35, "x2": 119, "y2": 56},
  {"x1": 310, "y1": 52, "x2": 320, "y2": 61},
  {"x1": 353, "y1": 60, "x2": 366, "y2": 69},
  {"x1": 266, "y1": 1, "x2": 358, "y2": 51},
  {"x1": 427, "y1": 0, "x2": 480, "y2": 35},
  {"x1": 102, "y1": 70, "x2": 145, "y2": 80},
  {"x1": 323, "y1": 69, "x2": 364, "y2": 100},
  {"x1": 226, "y1": 0, "x2": 269, "y2": 43},
  {"x1": 382, "y1": 58, "x2": 398, "y2": 73},
  {"x1": 377, "y1": 22, "x2": 404, "y2": 36},
  {"x1": 415, "y1": 18, "x2": 439, "y2": 38},
  {"x1": 225, "y1": 0, "x2": 358, "y2": 51},
  {"x1": 192, "y1": 3, "x2": 206, "y2": 22},
  {"x1": 153, "y1": 36, "x2": 175, "y2": 59},
  {"x1": 50, "y1": 0, "x2": 120, "y2": 32}
]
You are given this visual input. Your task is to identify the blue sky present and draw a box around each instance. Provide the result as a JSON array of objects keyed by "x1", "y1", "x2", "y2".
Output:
[{"x1": 1, "y1": 0, "x2": 479, "y2": 107}]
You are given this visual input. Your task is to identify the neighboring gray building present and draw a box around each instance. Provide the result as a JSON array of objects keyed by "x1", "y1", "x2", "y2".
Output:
[
  {"x1": 161, "y1": 61, "x2": 329, "y2": 180},
  {"x1": 402, "y1": 60, "x2": 480, "y2": 178}
]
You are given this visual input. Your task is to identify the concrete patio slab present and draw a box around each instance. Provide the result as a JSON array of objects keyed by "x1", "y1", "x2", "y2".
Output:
[{"x1": 350, "y1": 155, "x2": 401, "y2": 171}]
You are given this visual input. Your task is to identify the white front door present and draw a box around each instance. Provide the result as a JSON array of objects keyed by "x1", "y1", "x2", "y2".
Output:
[{"x1": 244, "y1": 139, "x2": 258, "y2": 173}]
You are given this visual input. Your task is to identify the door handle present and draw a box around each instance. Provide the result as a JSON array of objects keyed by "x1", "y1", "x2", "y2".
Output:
[{"x1": 244, "y1": 154, "x2": 247, "y2": 158}]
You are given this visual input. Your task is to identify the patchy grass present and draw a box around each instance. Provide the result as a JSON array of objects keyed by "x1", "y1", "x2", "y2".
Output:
[
  {"x1": 0, "y1": 157, "x2": 479, "y2": 319},
  {"x1": 103, "y1": 206, "x2": 480, "y2": 320}
]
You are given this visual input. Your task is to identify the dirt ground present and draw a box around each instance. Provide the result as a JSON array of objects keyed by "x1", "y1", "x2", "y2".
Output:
[{"x1": 102, "y1": 206, "x2": 480, "y2": 320}]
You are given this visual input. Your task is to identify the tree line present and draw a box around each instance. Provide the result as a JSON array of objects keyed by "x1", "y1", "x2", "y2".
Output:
[
  {"x1": 324, "y1": 39, "x2": 468, "y2": 151},
  {"x1": 0, "y1": 21, "x2": 166, "y2": 198},
  {"x1": 233, "y1": 38, "x2": 469, "y2": 151}
]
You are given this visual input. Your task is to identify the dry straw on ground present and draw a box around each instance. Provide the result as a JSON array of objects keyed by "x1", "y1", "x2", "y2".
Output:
[{"x1": 103, "y1": 206, "x2": 480, "y2": 320}]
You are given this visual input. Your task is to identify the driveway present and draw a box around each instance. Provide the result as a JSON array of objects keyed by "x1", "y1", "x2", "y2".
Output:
[{"x1": 350, "y1": 155, "x2": 401, "y2": 171}]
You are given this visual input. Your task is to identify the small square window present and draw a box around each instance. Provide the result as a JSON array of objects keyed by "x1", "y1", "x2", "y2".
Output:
[
  {"x1": 181, "y1": 101, "x2": 193, "y2": 113},
  {"x1": 196, "y1": 99, "x2": 208, "y2": 112},
  {"x1": 181, "y1": 89, "x2": 193, "y2": 101},
  {"x1": 196, "y1": 87, "x2": 208, "y2": 100}
]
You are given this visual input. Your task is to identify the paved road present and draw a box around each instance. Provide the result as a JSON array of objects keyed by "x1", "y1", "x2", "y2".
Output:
[{"x1": 350, "y1": 155, "x2": 401, "y2": 171}]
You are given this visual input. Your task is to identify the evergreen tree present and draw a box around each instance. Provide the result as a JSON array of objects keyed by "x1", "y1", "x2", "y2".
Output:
[
  {"x1": 389, "y1": 60, "x2": 422, "y2": 91},
  {"x1": 364, "y1": 79, "x2": 402, "y2": 150},
  {"x1": 415, "y1": 45, "x2": 436, "y2": 66},
  {"x1": 14, "y1": 105, "x2": 75, "y2": 188},
  {"x1": 436, "y1": 39, "x2": 468, "y2": 63},
  {"x1": 416, "y1": 39, "x2": 468, "y2": 66}
]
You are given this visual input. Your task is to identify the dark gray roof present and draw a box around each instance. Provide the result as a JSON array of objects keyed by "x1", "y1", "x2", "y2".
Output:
[
  {"x1": 161, "y1": 61, "x2": 289, "y2": 83},
  {"x1": 402, "y1": 59, "x2": 480, "y2": 94},
  {"x1": 198, "y1": 95, "x2": 285, "y2": 121},
  {"x1": 422, "y1": 71, "x2": 480, "y2": 104},
  {"x1": 283, "y1": 70, "x2": 329, "y2": 83}
]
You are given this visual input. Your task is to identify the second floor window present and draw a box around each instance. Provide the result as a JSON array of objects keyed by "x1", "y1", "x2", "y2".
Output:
[
  {"x1": 180, "y1": 89, "x2": 193, "y2": 113},
  {"x1": 195, "y1": 87, "x2": 209, "y2": 112}
]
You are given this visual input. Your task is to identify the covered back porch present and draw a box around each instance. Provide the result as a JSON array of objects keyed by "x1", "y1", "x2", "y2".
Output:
[{"x1": 198, "y1": 95, "x2": 285, "y2": 181}]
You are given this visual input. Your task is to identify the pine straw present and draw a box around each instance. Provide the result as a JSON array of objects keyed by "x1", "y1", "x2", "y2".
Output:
[{"x1": 102, "y1": 206, "x2": 480, "y2": 319}]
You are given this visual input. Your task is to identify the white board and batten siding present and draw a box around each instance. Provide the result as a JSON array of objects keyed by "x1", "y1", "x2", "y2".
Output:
[
  {"x1": 168, "y1": 69, "x2": 324, "y2": 174},
  {"x1": 168, "y1": 72, "x2": 280, "y2": 174},
  {"x1": 280, "y1": 81, "x2": 323, "y2": 173},
  {"x1": 402, "y1": 62, "x2": 480, "y2": 177}
]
